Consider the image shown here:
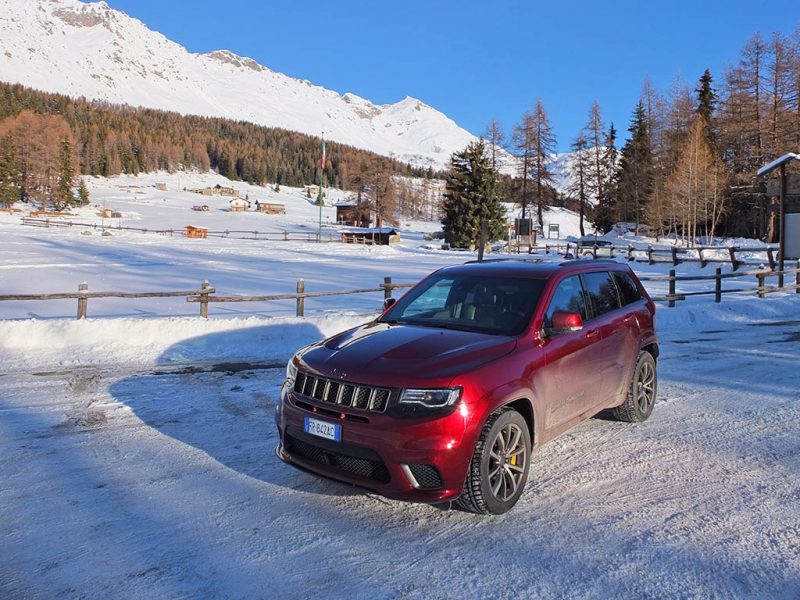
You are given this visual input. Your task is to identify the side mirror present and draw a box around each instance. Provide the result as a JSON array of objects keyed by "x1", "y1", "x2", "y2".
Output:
[
  {"x1": 547, "y1": 310, "x2": 583, "y2": 335},
  {"x1": 383, "y1": 297, "x2": 397, "y2": 311}
]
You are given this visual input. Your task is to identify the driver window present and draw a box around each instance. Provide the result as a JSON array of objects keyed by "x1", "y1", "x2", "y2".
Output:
[{"x1": 544, "y1": 275, "x2": 588, "y2": 328}]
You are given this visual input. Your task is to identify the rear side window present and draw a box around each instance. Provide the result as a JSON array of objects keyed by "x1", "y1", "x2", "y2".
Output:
[
  {"x1": 613, "y1": 271, "x2": 644, "y2": 305},
  {"x1": 582, "y1": 271, "x2": 621, "y2": 317},
  {"x1": 544, "y1": 275, "x2": 588, "y2": 327}
]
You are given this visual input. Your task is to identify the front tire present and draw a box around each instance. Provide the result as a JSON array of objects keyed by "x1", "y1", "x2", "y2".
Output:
[
  {"x1": 613, "y1": 351, "x2": 657, "y2": 422},
  {"x1": 456, "y1": 408, "x2": 531, "y2": 515}
]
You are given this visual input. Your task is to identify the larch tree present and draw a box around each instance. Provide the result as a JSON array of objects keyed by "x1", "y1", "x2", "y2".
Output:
[
  {"x1": 585, "y1": 101, "x2": 606, "y2": 205},
  {"x1": 511, "y1": 111, "x2": 535, "y2": 219},
  {"x1": 530, "y1": 100, "x2": 556, "y2": 230},
  {"x1": 568, "y1": 133, "x2": 591, "y2": 237}
]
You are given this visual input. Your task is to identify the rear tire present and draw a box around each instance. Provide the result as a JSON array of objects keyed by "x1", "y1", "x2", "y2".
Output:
[
  {"x1": 612, "y1": 351, "x2": 657, "y2": 422},
  {"x1": 456, "y1": 408, "x2": 531, "y2": 515}
]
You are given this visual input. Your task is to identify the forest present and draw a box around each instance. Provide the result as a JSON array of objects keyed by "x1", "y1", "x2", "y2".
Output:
[{"x1": 0, "y1": 81, "x2": 434, "y2": 211}]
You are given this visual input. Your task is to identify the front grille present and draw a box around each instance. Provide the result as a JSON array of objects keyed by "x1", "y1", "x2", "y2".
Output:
[
  {"x1": 293, "y1": 371, "x2": 391, "y2": 413},
  {"x1": 408, "y1": 464, "x2": 444, "y2": 489},
  {"x1": 285, "y1": 430, "x2": 390, "y2": 484}
]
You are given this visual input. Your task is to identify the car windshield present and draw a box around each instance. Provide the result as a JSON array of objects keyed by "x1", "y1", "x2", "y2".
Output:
[{"x1": 380, "y1": 273, "x2": 545, "y2": 335}]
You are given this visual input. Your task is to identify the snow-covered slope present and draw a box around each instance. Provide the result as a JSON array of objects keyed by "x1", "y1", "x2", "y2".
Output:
[{"x1": 0, "y1": 0, "x2": 475, "y2": 168}]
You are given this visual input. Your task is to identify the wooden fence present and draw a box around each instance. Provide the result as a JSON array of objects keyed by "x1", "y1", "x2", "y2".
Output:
[
  {"x1": 530, "y1": 242, "x2": 780, "y2": 270},
  {"x1": 21, "y1": 217, "x2": 332, "y2": 242},
  {"x1": 1, "y1": 266, "x2": 799, "y2": 320}
]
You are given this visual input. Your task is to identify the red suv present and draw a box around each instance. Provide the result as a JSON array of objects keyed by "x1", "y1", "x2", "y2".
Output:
[{"x1": 275, "y1": 260, "x2": 658, "y2": 514}]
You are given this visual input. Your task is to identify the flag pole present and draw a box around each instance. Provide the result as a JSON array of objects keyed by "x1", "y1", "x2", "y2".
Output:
[{"x1": 318, "y1": 133, "x2": 325, "y2": 242}]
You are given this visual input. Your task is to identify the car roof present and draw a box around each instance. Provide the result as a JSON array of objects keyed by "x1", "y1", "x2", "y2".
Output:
[{"x1": 439, "y1": 258, "x2": 630, "y2": 280}]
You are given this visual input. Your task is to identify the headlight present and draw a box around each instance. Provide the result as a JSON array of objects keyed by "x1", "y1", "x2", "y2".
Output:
[
  {"x1": 286, "y1": 358, "x2": 298, "y2": 383},
  {"x1": 392, "y1": 388, "x2": 462, "y2": 418}
]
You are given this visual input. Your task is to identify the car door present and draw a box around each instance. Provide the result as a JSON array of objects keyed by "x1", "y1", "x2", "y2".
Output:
[
  {"x1": 581, "y1": 271, "x2": 627, "y2": 406},
  {"x1": 539, "y1": 274, "x2": 606, "y2": 430}
]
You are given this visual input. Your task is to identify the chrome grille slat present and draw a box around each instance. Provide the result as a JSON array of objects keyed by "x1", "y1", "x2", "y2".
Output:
[{"x1": 293, "y1": 371, "x2": 390, "y2": 413}]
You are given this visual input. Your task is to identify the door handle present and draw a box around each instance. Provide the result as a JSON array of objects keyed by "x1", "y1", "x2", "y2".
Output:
[{"x1": 585, "y1": 329, "x2": 600, "y2": 338}]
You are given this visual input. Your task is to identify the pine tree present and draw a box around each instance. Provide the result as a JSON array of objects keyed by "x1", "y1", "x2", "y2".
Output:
[
  {"x1": 0, "y1": 133, "x2": 19, "y2": 207},
  {"x1": 442, "y1": 140, "x2": 505, "y2": 249},
  {"x1": 77, "y1": 178, "x2": 90, "y2": 206},
  {"x1": 53, "y1": 136, "x2": 76, "y2": 210},
  {"x1": 593, "y1": 124, "x2": 618, "y2": 233},
  {"x1": 696, "y1": 69, "x2": 717, "y2": 124},
  {"x1": 615, "y1": 102, "x2": 654, "y2": 232}
]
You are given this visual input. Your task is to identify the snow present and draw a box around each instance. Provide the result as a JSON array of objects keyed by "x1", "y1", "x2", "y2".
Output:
[
  {"x1": 1, "y1": 170, "x2": 799, "y2": 598},
  {"x1": 0, "y1": 0, "x2": 476, "y2": 169}
]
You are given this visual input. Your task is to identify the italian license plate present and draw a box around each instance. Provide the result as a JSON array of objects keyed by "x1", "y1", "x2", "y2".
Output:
[{"x1": 304, "y1": 417, "x2": 341, "y2": 442}]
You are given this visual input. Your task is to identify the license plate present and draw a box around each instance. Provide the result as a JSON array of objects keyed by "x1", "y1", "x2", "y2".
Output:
[{"x1": 304, "y1": 417, "x2": 341, "y2": 442}]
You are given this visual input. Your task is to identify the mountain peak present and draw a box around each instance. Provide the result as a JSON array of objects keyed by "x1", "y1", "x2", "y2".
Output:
[{"x1": 0, "y1": 0, "x2": 477, "y2": 168}]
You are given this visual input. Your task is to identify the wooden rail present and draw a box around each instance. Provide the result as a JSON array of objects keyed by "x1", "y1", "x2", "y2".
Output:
[
  {"x1": 529, "y1": 242, "x2": 780, "y2": 270},
  {"x1": 0, "y1": 278, "x2": 414, "y2": 320},
  {"x1": 0, "y1": 266, "x2": 797, "y2": 320},
  {"x1": 21, "y1": 217, "x2": 334, "y2": 242}
]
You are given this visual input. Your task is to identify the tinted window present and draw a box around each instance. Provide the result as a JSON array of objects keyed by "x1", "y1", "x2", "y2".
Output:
[
  {"x1": 613, "y1": 271, "x2": 644, "y2": 305},
  {"x1": 544, "y1": 275, "x2": 588, "y2": 327},
  {"x1": 583, "y1": 271, "x2": 621, "y2": 317},
  {"x1": 383, "y1": 274, "x2": 545, "y2": 336}
]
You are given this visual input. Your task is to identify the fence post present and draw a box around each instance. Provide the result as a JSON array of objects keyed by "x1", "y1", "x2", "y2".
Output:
[
  {"x1": 627, "y1": 245, "x2": 634, "y2": 261},
  {"x1": 647, "y1": 246, "x2": 654, "y2": 265},
  {"x1": 592, "y1": 245, "x2": 598, "y2": 259},
  {"x1": 671, "y1": 246, "x2": 679, "y2": 266},
  {"x1": 698, "y1": 248, "x2": 706, "y2": 268},
  {"x1": 296, "y1": 279, "x2": 305, "y2": 317},
  {"x1": 76, "y1": 282, "x2": 88, "y2": 320},
  {"x1": 715, "y1": 268, "x2": 722, "y2": 303},
  {"x1": 757, "y1": 273, "x2": 765, "y2": 299},
  {"x1": 199, "y1": 280, "x2": 211, "y2": 318},
  {"x1": 796, "y1": 260, "x2": 800, "y2": 294},
  {"x1": 383, "y1": 277, "x2": 392, "y2": 300},
  {"x1": 766, "y1": 248, "x2": 775, "y2": 271},
  {"x1": 668, "y1": 269, "x2": 676, "y2": 308},
  {"x1": 728, "y1": 247, "x2": 739, "y2": 271}
]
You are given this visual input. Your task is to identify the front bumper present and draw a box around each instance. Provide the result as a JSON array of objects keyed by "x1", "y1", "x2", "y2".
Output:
[{"x1": 275, "y1": 383, "x2": 477, "y2": 503}]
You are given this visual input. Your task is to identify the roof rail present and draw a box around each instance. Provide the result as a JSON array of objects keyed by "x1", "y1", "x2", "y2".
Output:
[
  {"x1": 464, "y1": 257, "x2": 550, "y2": 265},
  {"x1": 558, "y1": 258, "x2": 621, "y2": 267}
]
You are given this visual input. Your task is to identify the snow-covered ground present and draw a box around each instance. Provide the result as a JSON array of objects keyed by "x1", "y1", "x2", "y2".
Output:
[
  {"x1": 1, "y1": 294, "x2": 799, "y2": 599},
  {"x1": 0, "y1": 171, "x2": 589, "y2": 321},
  {"x1": 1, "y1": 171, "x2": 799, "y2": 599}
]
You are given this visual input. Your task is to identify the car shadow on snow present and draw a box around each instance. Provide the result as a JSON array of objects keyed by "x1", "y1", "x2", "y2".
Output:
[{"x1": 108, "y1": 322, "x2": 371, "y2": 499}]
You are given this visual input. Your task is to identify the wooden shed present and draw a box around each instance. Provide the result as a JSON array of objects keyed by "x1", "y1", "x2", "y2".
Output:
[
  {"x1": 185, "y1": 225, "x2": 208, "y2": 239},
  {"x1": 255, "y1": 201, "x2": 286, "y2": 214},
  {"x1": 341, "y1": 227, "x2": 400, "y2": 246}
]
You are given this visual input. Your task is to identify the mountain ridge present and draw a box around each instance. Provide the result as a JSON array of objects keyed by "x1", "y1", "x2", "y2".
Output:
[{"x1": 0, "y1": 0, "x2": 475, "y2": 168}]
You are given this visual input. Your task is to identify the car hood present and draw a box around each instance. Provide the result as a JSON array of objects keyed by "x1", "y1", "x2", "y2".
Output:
[{"x1": 298, "y1": 321, "x2": 517, "y2": 384}]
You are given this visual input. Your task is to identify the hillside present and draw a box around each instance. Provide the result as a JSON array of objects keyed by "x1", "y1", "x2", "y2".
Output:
[{"x1": 0, "y1": 0, "x2": 475, "y2": 169}]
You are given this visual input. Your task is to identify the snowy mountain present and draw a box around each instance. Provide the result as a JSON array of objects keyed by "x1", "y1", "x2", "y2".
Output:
[{"x1": 0, "y1": 0, "x2": 475, "y2": 169}]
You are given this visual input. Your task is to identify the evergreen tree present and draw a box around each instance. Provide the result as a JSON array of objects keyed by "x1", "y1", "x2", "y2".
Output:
[
  {"x1": 0, "y1": 133, "x2": 19, "y2": 207},
  {"x1": 77, "y1": 178, "x2": 90, "y2": 206},
  {"x1": 442, "y1": 140, "x2": 505, "y2": 249},
  {"x1": 696, "y1": 69, "x2": 717, "y2": 124},
  {"x1": 53, "y1": 136, "x2": 76, "y2": 210},
  {"x1": 615, "y1": 102, "x2": 654, "y2": 232},
  {"x1": 593, "y1": 124, "x2": 618, "y2": 233}
]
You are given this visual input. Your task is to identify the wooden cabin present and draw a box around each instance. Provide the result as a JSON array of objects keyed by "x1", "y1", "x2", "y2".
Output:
[
  {"x1": 228, "y1": 198, "x2": 251, "y2": 212},
  {"x1": 185, "y1": 225, "x2": 208, "y2": 239},
  {"x1": 255, "y1": 201, "x2": 286, "y2": 214}
]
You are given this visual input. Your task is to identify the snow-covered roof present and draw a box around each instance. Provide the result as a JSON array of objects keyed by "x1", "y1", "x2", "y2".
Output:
[
  {"x1": 342, "y1": 227, "x2": 397, "y2": 235},
  {"x1": 334, "y1": 200, "x2": 358, "y2": 207}
]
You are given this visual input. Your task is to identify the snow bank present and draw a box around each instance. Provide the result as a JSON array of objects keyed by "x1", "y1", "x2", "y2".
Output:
[{"x1": 0, "y1": 312, "x2": 375, "y2": 372}]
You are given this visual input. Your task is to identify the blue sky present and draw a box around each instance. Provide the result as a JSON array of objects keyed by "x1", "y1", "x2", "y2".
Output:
[{"x1": 107, "y1": 0, "x2": 797, "y2": 151}]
